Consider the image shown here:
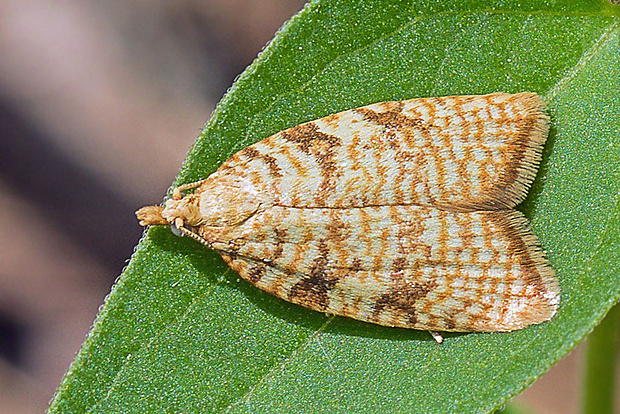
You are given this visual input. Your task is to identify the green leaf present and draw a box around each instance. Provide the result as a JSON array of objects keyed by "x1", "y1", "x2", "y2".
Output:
[{"x1": 50, "y1": 1, "x2": 620, "y2": 413}]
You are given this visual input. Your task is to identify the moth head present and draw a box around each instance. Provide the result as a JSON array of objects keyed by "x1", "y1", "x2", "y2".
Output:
[
  {"x1": 136, "y1": 174, "x2": 262, "y2": 240},
  {"x1": 136, "y1": 205, "x2": 168, "y2": 227},
  {"x1": 135, "y1": 193, "x2": 203, "y2": 237}
]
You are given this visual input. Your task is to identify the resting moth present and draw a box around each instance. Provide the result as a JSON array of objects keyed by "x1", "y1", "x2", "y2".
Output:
[{"x1": 137, "y1": 92, "x2": 559, "y2": 342}]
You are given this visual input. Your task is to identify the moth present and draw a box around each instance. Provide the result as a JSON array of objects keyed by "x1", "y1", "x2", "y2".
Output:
[{"x1": 137, "y1": 92, "x2": 559, "y2": 342}]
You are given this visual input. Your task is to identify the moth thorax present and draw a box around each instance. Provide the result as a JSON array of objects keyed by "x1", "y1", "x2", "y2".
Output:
[{"x1": 197, "y1": 185, "x2": 261, "y2": 227}]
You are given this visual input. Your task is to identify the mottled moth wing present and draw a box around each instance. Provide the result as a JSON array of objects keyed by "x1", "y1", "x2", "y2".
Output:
[
  {"x1": 210, "y1": 206, "x2": 557, "y2": 332},
  {"x1": 218, "y1": 92, "x2": 549, "y2": 211}
]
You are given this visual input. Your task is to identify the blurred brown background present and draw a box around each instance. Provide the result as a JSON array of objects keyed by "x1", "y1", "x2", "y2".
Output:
[{"x1": 0, "y1": 1, "x2": 589, "y2": 412}]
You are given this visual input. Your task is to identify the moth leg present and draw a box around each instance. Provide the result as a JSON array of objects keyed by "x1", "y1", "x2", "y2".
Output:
[
  {"x1": 173, "y1": 179, "x2": 210, "y2": 200},
  {"x1": 429, "y1": 331, "x2": 444, "y2": 344}
]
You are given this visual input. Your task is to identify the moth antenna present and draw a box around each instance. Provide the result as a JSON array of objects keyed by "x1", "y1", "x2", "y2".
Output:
[
  {"x1": 177, "y1": 224, "x2": 213, "y2": 248},
  {"x1": 136, "y1": 205, "x2": 168, "y2": 226},
  {"x1": 173, "y1": 179, "x2": 210, "y2": 199}
]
